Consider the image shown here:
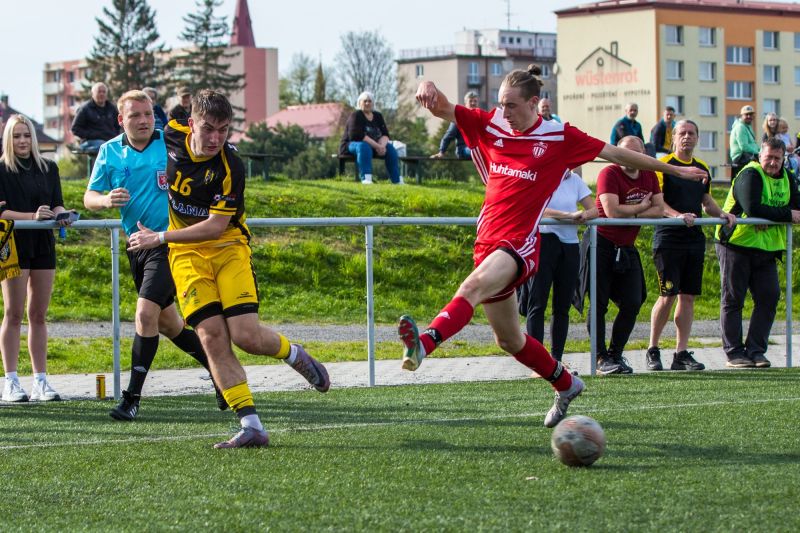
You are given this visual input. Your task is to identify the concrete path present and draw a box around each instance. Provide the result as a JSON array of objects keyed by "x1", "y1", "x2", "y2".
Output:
[{"x1": 7, "y1": 330, "x2": 797, "y2": 402}]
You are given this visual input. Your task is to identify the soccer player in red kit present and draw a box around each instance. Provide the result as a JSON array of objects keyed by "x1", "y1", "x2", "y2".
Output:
[{"x1": 402, "y1": 65, "x2": 708, "y2": 428}]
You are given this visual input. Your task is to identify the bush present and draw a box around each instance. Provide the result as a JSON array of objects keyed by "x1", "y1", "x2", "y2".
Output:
[
  {"x1": 284, "y1": 147, "x2": 337, "y2": 179},
  {"x1": 57, "y1": 154, "x2": 88, "y2": 180},
  {"x1": 238, "y1": 122, "x2": 311, "y2": 174}
]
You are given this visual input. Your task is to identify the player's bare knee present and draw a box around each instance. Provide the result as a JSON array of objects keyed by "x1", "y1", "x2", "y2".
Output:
[{"x1": 494, "y1": 333, "x2": 524, "y2": 354}]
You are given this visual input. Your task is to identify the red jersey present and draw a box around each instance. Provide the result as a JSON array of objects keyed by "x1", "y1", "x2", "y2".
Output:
[
  {"x1": 595, "y1": 164, "x2": 662, "y2": 246},
  {"x1": 455, "y1": 105, "x2": 605, "y2": 246}
]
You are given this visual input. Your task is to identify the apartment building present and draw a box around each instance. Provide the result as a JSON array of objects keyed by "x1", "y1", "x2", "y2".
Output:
[
  {"x1": 397, "y1": 28, "x2": 557, "y2": 135},
  {"x1": 42, "y1": 0, "x2": 277, "y2": 148},
  {"x1": 556, "y1": 0, "x2": 800, "y2": 180}
]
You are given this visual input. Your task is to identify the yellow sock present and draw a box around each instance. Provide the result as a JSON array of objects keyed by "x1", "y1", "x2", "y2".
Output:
[
  {"x1": 275, "y1": 334, "x2": 291, "y2": 359},
  {"x1": 222, "y1": 381, "x2": 255, "y2": 412}
]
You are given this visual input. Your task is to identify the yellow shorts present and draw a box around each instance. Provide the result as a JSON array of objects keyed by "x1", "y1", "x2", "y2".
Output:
[{"x1": 169, "y1": 243, "x2": 259, "y2": 327}]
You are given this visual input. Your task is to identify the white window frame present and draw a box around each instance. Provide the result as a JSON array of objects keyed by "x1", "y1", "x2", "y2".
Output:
[
  {"x1": 665, "y1": 25, "x2": 684, "y2": 45},
  {"x1": 699, "y1": 27, "x2": 716, "y2": 47},
  {"x1": 699, "y1": 96, "x2": 717, "y2": 116},
  {"x1": 541, "y1": 64, "x2": 551, "y2": 79},
  {"x1": 726, "y1": 46, "x2": 753, "y2": 65},
  {"x1": 415, "y1": 64, "x2": 424, "y2": 78},
  {"x1": 666, "y1": 60, "x2": 684, "y2": 80},
  {"x1": 726, "y1": 81, "x2": 753, "y2": 100},
  {"x1": 763, "y1": 65, "x2": 780, "y2": 84},
  {"x1": 665, "y1": 95, "x2": 684, "y2": 115},
  {"x1": 763, "y1": 99, "x2": 780, "y2": 116},
  {"x1": 698, "y1": 131, "x2": 717, "y2": 151},
  {"x1": 491, "y1": 63, "x2": 502, "y2": 77},
  {"x1": 763, "y1": 31, "x2": 779, "y2": 50},
  {"x1": 699, "y1": 61, "x2": 717, "y2": 82}
]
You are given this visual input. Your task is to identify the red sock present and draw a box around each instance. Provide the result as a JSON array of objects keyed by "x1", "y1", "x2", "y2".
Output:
[
  {"x1": 513, "y1": 335, "x2": 573, "y2": 392},
  {"x1": 420, "y1": 296, "x2": 475, "y2": 355}
]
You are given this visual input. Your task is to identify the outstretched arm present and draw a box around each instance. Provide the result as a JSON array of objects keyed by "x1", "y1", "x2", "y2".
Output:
[
  {"x1": 416, "y1": 81, "x2": 456, "y2": 123},
  {"x1": 598, "y1": 143, "x2": 708, "y2": 183}
]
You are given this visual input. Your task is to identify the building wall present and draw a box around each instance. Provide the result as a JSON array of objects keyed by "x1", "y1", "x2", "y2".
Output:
[
  {"x1": 559, "y1": 4, "x2": 800, "y2": 181},
  {"x1": 556, "y1": 10, "x2": 658, "y2": 182},
  {"x1": 43, "y1": 46, "x2": 279, "y2": 150},
  {"x1": 398, "y1": 55, "x2": 556, "y2": 137}
]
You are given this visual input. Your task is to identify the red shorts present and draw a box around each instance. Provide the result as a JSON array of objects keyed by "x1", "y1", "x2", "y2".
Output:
[{"x1": 473, "y1": 238, "x2": 540, "y2": 304}]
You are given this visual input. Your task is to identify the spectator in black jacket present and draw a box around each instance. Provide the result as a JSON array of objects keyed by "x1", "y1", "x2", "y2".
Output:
[
  {"x1": 339, "y1": 91, "x2": 402, "y2": 184},
  {"x1": 431, "y1": 91, "x2": 479, "y2": 160},
  {"x1": 70, "y1": 82, "x2": 120, "y2": 154},
  {"x1": 649, "y1": 106, "x2": 675, "y2": 158},
  {"x1": 168, "y1": 87, "x2": 192, "y2": 122}
]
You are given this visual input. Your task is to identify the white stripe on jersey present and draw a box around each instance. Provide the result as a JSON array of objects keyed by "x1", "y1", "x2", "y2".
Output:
[
  {"x1": 487, "y1": 108, "x2": 566, "y2": 140},
  {"x1": 485, "y1": 125, "x2": 564, "y2": 141},
  {"x1": 471, "y1": 146, "x2": 490, "y2": 185}
]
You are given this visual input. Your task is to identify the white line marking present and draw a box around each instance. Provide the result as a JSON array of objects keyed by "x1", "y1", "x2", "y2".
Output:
[{"x1": 1, "y1": 396, "x2": 798, "y2": 451}]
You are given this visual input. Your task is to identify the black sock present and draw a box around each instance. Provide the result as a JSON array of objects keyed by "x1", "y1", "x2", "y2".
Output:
[
  {"x1": 170, "y1": 328, "x2": 211, "y2": 371},
  {"x1": 127, "y1": 334, "x2": 159, "y2": 396}
]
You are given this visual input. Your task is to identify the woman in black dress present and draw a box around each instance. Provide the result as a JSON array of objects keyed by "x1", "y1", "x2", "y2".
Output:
[{"x1": 0, "y1": 115, "x2": 74, "y2": 402}]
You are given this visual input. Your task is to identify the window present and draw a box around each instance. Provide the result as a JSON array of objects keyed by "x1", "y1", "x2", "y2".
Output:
[
  {"x1": 726, "y1": 46, "x2": 753, "y2": 65},
  {"x1": 541, "y1": 64, "x2": 551, "y2": 78},
  {"x1": 795, "y1": 33, "x2": 800, "y2": 50},
  {"x1": 795, "y1": 100, "x2": 800, "y2": 118},
  {"x1": 516, "y1": 37, "x2": 521, "y2": 44},
  {"x1": 699, "y1": 131, "x2": 717, "y2": 151},
  {"x1": 415, "y1": 64, "x2": 424, "y2": 78},
  {"x1": 726, "y1": 81, "x2": 753, "y2": 100},
  {"x1": 68, "y1": 71, "x2": 75, "y2": 83},
  {"x1": 528, "y1": 38, "x2": 533, "y2": 45},
  {"x1": 763, "y1": 99, "x2": 780, "y2": 116},
  {"x1": 491, "y1": 63, "x2": 502, "y2": 77},
  {"x1": 665, "y1": 25, "x2": 683, "y2": 45},
  {"x1": 699, "y1": 27, "x2": 716, "y2": 47},
  {"x1": 501, "y1": 36, "x2": 507, "y2": 44},
  {"x1": 666, "y1": 60, "x2": 684, "y2": 80},
  {"x1": 699, "y1": 61, "x2": 717, "y2": 81},
  {"x1": 541, "y1": 90, "x2": 551, "y2": 100},
  {"x1": 795, "y1": 66, "x2": 800, "y2": 85},
  {"x1": 699, "y1": 96, "x2": 717, "y2": 116},
  {"x1": 763, "y1": 31, "x2": 779, "y2": 50},
  {"x1": 726, "y1": 115, "x2": 738, "y2": 132},
  {"x1": 665, "y1": 95, "x2": 684, "y2": 115},
  {"x1": 763, "y1": 65, "x2": 780, "y2": 84}
]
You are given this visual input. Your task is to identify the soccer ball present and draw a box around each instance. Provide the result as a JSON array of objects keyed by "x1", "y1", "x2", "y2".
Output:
[{"x1": 550, "y1": 415, "x2": 606, "y2": 467}]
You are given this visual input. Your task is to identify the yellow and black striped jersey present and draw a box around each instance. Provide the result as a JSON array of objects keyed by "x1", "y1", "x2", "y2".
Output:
[{"x1": 164, "y1": 120, "x2": 250, "y2": 248}]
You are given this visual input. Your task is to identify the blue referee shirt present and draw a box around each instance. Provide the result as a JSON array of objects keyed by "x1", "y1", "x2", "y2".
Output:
[{"x1": 88, "y1": 131, "x2": 169, "y2": 237}]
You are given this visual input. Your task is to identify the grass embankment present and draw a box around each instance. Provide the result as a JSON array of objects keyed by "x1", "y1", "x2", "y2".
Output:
[{"x1": 7, "y1": 175, "x2": 798, "y2": 372}]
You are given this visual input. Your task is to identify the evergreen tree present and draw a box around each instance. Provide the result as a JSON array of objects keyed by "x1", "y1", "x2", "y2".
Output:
[
  {"x1": 85, "y1": 0, "x2": 166, "y2": 99},
  {"x1": 313, "y1": 61, "x2": 326, "y2": 103},
  {"x1": 173, "y1": 0, "x2": 246, "y2": 102}
]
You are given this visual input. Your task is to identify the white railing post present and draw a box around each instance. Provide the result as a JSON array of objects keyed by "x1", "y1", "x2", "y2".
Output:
[
  {"x1": 589, "y1": 225, "x2": 598, "y2": 376},
  {"x1": 111, "y1": 228, "x2": 121, "y2": 400},
  {"x1": 786, "y1": 224, "x2": 793, "y2": 368},
  {"x1": 365, "y1": 225, "x2": 376, "y2": 386}
]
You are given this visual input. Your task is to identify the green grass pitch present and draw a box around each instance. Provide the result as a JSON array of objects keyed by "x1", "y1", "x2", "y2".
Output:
[{"x1": 1, "y1": 370, "x2": 799, "y2": 531}]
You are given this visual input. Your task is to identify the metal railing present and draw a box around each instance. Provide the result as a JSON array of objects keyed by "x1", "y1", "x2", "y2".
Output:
[{"x1": 11, "y1": 216, "x2": 795, "y2": 398}]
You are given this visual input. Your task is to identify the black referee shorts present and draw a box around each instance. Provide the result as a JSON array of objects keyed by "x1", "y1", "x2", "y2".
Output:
[
  {"x1": 653, "y1": 248, "x2": 705, "y2": 297},
  {"x1": 126, "y1": 243, "x2": 175, "y2": 309}
]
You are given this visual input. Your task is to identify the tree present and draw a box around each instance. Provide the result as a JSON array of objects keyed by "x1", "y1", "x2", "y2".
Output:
[
  {"x1": 85, "y1": 0, "x2": 166, "y2": 99},
  {"x1": 335, "y1": 31, "x2": 396, "y2": 107},
  {"x1": 313, "y1": 61, "x2": 326, "y2": 103},
  {"x1": 172, "y1": 0, "x2": 245, "y2": 101},
  {"x1": 287, "y1": 53, "x2": 315, "y2": 105}
]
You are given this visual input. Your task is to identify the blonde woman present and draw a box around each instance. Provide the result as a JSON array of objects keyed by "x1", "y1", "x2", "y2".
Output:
[
  {"x1": 0, "y1": 115, "x2": 75, "y2": 402},
  {"x1": 761, "y1": 112, "x2": 779, "y2": 142}
]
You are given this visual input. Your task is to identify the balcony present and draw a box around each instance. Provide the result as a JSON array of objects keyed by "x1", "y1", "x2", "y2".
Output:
[
  {"x1": 466, "y1": 74, "x2": 485, "y2": 87},
  {"x1": 43, "y1": 82, "x2": 62, "y2": 95},
  {"x1": 43, "y1": 105, "x2": 62, "y2": 119}
]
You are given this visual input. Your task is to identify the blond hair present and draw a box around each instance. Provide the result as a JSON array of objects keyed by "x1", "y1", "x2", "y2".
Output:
[
  {"x1": 1, "y1": 114, "x2": 49, "y2": 174},
  {"x1": 117, "y1": 89, "x2": 151, "y2": 113}
]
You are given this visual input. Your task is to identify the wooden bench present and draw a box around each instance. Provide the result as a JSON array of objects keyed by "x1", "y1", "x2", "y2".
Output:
[{"x1": 335, "y1": 154, "x2": 473, "y2": 184}]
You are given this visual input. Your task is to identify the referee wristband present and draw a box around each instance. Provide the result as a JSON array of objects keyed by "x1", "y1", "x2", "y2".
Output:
[{"x1": 157, "y1": 231, "x2": 166, "y2": 244}]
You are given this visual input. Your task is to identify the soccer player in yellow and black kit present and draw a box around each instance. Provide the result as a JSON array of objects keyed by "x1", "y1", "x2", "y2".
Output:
[{"x1": 128, "y1": 90, "x2": 330, "y2": 448}]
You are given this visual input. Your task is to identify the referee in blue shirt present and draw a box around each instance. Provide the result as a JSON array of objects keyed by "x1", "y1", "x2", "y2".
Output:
[{"x1": 84, "y1": 90, "x2": 225, "y2": 420}]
